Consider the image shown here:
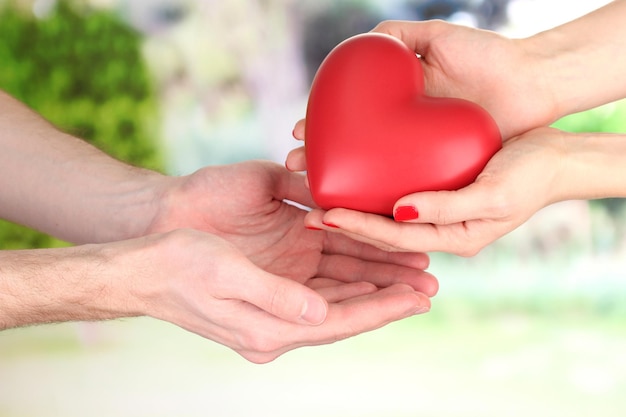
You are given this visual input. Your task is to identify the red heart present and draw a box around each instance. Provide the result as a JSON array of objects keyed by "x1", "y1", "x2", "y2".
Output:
[{"x1": 305, "y1": 33, "x2": 502, "y2": 216}]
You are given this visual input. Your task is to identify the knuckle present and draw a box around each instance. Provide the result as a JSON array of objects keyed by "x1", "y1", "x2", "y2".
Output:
[
  {"x1": 456, "y1": 244, "x2": 482, "y2": 257},
  {"x1": 372, "y1": 20, "x2": 393, "y2": 33},
  {"x1": 241, "y1": 351, "x2": 279, "y2": 364},
  {"x1": 434, "y1": 209, "x2": 450, "y2": 225},
  {"x1": 268, "y1": 285, "x2": 294, "y2": 318},
  {"x1": 485, "y1": 191, "x2": 514, "y2": 220},
  {"x1": 239, "y1": 332, "x2": 281, "y2": 355},
  {"x1": 444, "y1": 225, "x2": 485, "y2": 257}
]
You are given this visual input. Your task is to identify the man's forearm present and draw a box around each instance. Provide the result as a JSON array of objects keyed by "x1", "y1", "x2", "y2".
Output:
[
  {"x1": 0, "y1": 245, "x2": 141, "y2": 330},
  {"x1": 0, "y1": 90, "x2": 164, "y2": 244}
]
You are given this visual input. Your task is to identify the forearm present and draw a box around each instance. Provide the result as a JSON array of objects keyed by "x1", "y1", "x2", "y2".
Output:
[
  {"x1": 554, "y1": 131, "x2": 626, "y2": 202},
  {"x1": 526, "y1": 0, "x2": 626, "y2": 119},
  {"x1": 0, "y1": 90, "x2": 165, "y2": 244},
  {"x1": 0, "y1": 244, "x2": 143, "y2": 330}
]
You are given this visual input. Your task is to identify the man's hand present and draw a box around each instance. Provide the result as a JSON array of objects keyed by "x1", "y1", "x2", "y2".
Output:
[{"x1": 148, "y1": 160, "x2": 438, "y2": 293}]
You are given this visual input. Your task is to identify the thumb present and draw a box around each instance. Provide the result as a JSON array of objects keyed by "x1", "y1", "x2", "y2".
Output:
[
  {"x1": 372, "y1": 20, "x2": 447, "y2": 55},
  {"x1": 238, "y1": 265, "x2": 328, "y2": 325},
  {"x1": 393, "y1": 183, "x2": 497, "y2": 225},
  {"x1": 270, "y1": 162, "x2": 315, "y2": 208}
]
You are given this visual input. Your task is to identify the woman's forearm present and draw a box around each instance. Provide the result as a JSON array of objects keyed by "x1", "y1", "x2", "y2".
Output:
[
  {"x1": 0, "y1": 90, "x2": 164, "y2": 244},
  {"x1": 555, "y1": 131, "x2": 626, "y2": 202},
  {"x1": 526, "y1": 0, "x2": 626, "y2": 119}
]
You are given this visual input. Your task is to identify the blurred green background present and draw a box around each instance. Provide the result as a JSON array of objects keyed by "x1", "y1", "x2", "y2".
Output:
[{"x1": 1, "y1": 1, "x2": 625, "y2": 417}]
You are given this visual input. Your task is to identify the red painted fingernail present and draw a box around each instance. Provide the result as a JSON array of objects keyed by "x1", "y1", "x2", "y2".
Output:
[
  {"x1": 322, "y1": 221, "x2": 340, "y2": 229},
  {"x1": 305, "y1": 225, "x2": 323, "y2": 231},
  {"x1": 394, "y1": 206, "x2": 419, "y2": 221}
]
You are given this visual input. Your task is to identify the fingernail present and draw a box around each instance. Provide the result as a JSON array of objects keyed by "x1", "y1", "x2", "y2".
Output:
[
  {"x1": 305, "y1": 225, "x2": 322, "y2": 231},
  {"x1": 322, "y1": 221, "x2": 340, "y2": 229},
  {"x1": 413, "y1": 306, "x2": 430, "y2": 315},
  {"x1": 394, "y1": 205, "x2": 419, "y2": 221},
  {"x1": 413, "y1": 293, "x2": 431, "y2": 315},
  {"x1": 301, "y1": 296, "x2": 327, "y2": 325}
]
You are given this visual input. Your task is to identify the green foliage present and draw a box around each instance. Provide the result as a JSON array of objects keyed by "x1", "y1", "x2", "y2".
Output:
[
  {"x1": 552, "y1": 99, "x2": 626, "y2": 134},
  {"x1": 0, "y1": 1, "x2": 162, "y2": 249}
]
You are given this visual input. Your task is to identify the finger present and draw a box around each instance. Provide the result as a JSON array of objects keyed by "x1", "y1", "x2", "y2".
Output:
[
  {"x1": 305, "y1": 208, "x2": 414, "y2": 252},
  {"x1": 313, "y1": 281, "x2": 378, "y2": 303},
  {"x1": 371, "y1": 20, "x2": 448, "y2": 55},
  {"x1": 306, "y1": 277, "x2": 344, "y2": 290},
  {"x1": 232, "y1": 261, "x2": 329, "y2": 326},
  {"x1": 304, "y1": 209, "x2": 430, "y2": 260},
  {"x1": 323, "y1": 223, "x2": 431, "y2": 270},
  {"x1": 237, "y1": 284, "x2": 431, "y2": 363},
  {"x1": 317, "y1": 252, "x2": 439, "y2": 296},
  {"x1": 304, "y1": 209, "x2": 438, "y2": 294},
  {"x1": 285, "y1": 146, "x2": 307, "y2": 172},
  {"x1": 299, "y1": 284, "x2": 431, "y2": 344},
  {"x1": 270, "y1": 165, "x2": 315, "y2": 208},
  {"x1": 392, "y1": 182, "x2": 503, "y2": 226},
  {"x1": 312, "y1": 207, "x2": 448, "y2": 253},
  {"x1": 292, "y1": 118, "x2": 305, "y2": 140},
  {"x1": 323, "y1": 206, "x2": 502, "y2": 256}
]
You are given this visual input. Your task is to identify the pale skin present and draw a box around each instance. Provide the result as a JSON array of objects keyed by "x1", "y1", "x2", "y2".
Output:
[
  {"x1": 0, "y1": 90, "x2": 438, "y2": 363},
  {"x1": 286, "y1": 0, "x2": 626, "y2": 257}
]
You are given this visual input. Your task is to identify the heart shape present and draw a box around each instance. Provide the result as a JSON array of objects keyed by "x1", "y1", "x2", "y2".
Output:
[{"x1": 305, "y1": 33, "x2": 502, "y2": 216}]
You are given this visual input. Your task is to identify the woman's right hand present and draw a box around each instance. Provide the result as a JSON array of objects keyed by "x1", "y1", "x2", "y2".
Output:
[{"x1": 372, "y1": 20, "x2": 559, "y2": 140}]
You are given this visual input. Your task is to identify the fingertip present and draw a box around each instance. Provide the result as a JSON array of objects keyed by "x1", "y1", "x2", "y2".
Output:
[
  {"x1": 393, "y1": 205, "x2": 419, "y2": 222},
  {"x1": 285, "y1": 147, "x2": 302, "y2": 172},
  {"x1": 413, "y1": 292, "x2": 432, "y2": 315},
  {"x1": 301, "y1": 294, "x2": 328, "y2": 325},
  {"x1": 304, "y1": 209, "x2": 326, "y2": 229},
  {"x1": 423, "y1": 274, "x2": 439, "y2": 297},
  {"x1": 293, "y1": 118, "x2": 306, "y2": 140}
]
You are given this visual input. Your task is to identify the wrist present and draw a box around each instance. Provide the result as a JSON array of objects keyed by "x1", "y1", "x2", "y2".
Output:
[
  {"x1": 144, "y1": 172, "x2": 221, "y2": 236},
  {"x1": 80, "y1": 168, "x2": 170, "y2": 243},
  {"x1": 517, "y1": 32, "x2": 569, "y2": 124},
  {"x1": 558, "y1": 132, "x2": 626, "y2": 201},
  {"x1": 103, "y1": 170, "x2": 171, "y2": 241},
  {"x1": 142, "y1": 175, "x2": 191, "y2": 235}
]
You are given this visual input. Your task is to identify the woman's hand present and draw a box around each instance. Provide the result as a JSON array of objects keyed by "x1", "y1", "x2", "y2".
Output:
[
  {"x1": 297, "y1": 128, "x2": 569, "y2": 256},
  {"x1": 371, "y1": 20, "x2": 560, "y2": 140}
]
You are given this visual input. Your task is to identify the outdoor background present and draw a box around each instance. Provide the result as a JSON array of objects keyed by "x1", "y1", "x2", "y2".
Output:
[{"x1": 1, "y1": 0, "x2": 626, "y2": 416}]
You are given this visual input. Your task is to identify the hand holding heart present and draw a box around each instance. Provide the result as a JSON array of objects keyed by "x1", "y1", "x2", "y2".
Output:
[
  {"x1": 284, "y1": 29, "x2": 562, "y2": 256},
  {"x1": 287, "y1": 6, "x2": 626, "y2": 256},
  {"x1": 370, "y1": 20, "x2": 562, "y2": 140},
  {"x1": 291, "y1": 127, "x2": 568, "y2": 256},
  {"x1": 303, "y1": 32, "x2": 501, "y2": 216}
]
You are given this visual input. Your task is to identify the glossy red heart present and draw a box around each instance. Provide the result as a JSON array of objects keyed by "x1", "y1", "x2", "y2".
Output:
[{"x1": 305, "y1": 33, "x2": 502, "y2": 216}]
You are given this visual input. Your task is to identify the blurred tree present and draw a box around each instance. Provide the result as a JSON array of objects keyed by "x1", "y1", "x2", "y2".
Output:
[{"x1": 0, "y1": 0, "x2": 162, "y2": 249}]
